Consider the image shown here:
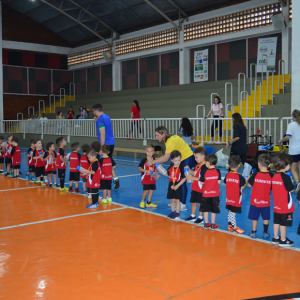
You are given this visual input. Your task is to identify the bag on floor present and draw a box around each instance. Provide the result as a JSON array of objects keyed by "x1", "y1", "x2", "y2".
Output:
[{"x1": 215, "y1": 149, "x2": 229, "y2": 168}]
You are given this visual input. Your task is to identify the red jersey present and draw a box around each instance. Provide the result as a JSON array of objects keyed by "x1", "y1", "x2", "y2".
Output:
[
  {"x1": 167, "y1": 165, "x2": 185, "y2": 183},
  {"x1": 224, "y1": 172, "x2": 246, "y2": 208},
  {"x1": 5, "y1": 143, "x2": 12, "y2": 158},
  {"x1": 33, "y1": 149, "x2": 46, "y2": 167},
  {"x1": 248, "y1": 171, "x2": 272, "y2": 207},
  {"x1": 191, "y1": 163, "x2": 207, "y2": 193},
  {"x1": 201, "y1": 167, "x2": 221, "y2": 197},
  {"x1": 45, "y1": 152, "x2": 57, "y2": 172},
  {"x1": 87, "y1": 160, "x2": 101, "y2": 189},
  {"x1": 69, "y1": 152, "x2": 81, "y2": 172},
  {"x1": 67, "y1": 110, "x2": 74, "y2": 119},
  {"x1": 272, "y1": 172, "x2": 295, "y2": 214},
  {"x1": 139, "y1": 157, "x2": 157, "y2": 184},
  {"x1": 100, "y1": 157, "x2": 116, "y2": 180},
  {"x1": 56, "y1": 148, "x2": 66, "y2": 170},
  {"x1": 80, "y1": 154, "x2": 90, "y2": 178},
  {"x1": 11, "y1": 146, "x2": 21, "y2": 166},
  {"x1": 27, "y1": 148, "x2": 35, "y2": 166},
  {"x1": 131, "y1": 105, "x2": 140, "y2": 119}
]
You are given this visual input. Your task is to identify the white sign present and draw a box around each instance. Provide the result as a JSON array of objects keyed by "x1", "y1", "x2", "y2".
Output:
[
  {"x1": 256, "y1": 37, "x2": 277, "y2": 72},
  {"x1": 194, "y1": 49, "x2": 208, "y2": 82}
]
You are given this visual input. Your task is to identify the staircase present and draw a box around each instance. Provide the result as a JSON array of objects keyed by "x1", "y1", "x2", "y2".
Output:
[{"x1": 42, "y1": 95, "x2": 75, "y2": 115}]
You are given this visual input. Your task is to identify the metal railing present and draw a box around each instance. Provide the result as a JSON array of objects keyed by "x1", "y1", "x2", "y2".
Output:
[
  {"x1": 17, "y1": 113, "x2": 23, "y2": 120},
  {"x1": 28, "y1": 106, "x2": 34, "y2": 118},
  {"x1": 238, "y1": 73, "x2": 246, "y2": 103},
  {"x1": 225, "y1": 82, "x2": 233, "y2": 116},
  {"x1": 278, "y1": 59, "x2": 285, "y2": 94}
]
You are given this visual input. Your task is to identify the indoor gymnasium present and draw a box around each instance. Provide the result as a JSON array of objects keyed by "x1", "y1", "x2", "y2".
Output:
[{"x1": 1, "y1": 0, "x2": 300, "y2": 299}]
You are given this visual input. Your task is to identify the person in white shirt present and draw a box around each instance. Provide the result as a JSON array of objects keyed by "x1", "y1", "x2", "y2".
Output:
[
  {"x1": 39, "y1": 113, "x2": 48, "y2": 121},
  {"x1": 279, "y1": 109, "x2": 300, "y2": 193},
  {"x1": 205, "y1": 96, "x2": 223, "y2": 144}
]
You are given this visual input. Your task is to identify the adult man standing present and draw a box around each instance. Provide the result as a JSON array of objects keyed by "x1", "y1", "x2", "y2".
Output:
[{"x1": 92, "y1": 103, "x2": 120, "y2": 189}]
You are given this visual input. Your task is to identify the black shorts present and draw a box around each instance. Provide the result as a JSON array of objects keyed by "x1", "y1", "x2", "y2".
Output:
[
  {"x1": 57, "y1": 169, "x2": 66, "y2": 179},
  {"x1": 274, "y1": 212, "x2": 293, "y2": 227},
  {"x1": 28, "y1": 165, "x2": 35, "y2": 173},
  {"x1": 5, "y1": 158, "x2": 11, "y2": 166},
  {"x1": 0, "y1": 158, "x2": 4, "y2": 164},
  {"x1": 190, "y1": 191, "x2": 202, "y2": 203},
  {"x1": 45, "y1": 171, "x2": 56, "y2": 175},
  {"x1": 200, "y1": 197, "x2": 220, "y2": 213},
  {"x1": 100, "y1": 179, "x2": 112, "y2": 190},
  {"x1": 167, "y1": 182, "x2": 182, "y2": 200},
  {"x1": 35, "y1": 166, "x2": 45, "y2": 177},
  {"x1": 143, "y1": 184, "x2": 156, "y2": 191},
  {"x1": 69, "y1": 172, "x2": 80, "y2": 182},
  {"x1": 12, "y1": 165, "x2": 20, "y2": 169},
  {"x1": 226, "y1": 205, "x2": 242, "y2": 214},
  {"x1": 82, "y1": 177, "x2": 87, "y2": 183},
  {"x1": 108, "y1": 145, "x2": 114, "y2": 158}
]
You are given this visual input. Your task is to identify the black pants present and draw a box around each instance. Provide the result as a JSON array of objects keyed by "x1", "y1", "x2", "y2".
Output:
[
  {"x1": 211, "y1": 116, "x2": 222, "y2": 137},
  {"x1": 130, "y1": 120, "x2": 141, "y2": 135},
  {"x1": 108, "y1": 145, "x2": 114, "y2": 158},
  {"x1": 230, "y1": 150, "x2": 247, "y2": 168}
]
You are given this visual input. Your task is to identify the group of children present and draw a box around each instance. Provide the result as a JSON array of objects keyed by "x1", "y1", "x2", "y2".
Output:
[{"x1": 138, "y1": 144, "x2": 299, "y2": 247}]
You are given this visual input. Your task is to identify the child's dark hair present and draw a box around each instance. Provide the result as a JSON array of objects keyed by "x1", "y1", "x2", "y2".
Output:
[
  {"x1": 35, "y1": 139, "x2": 43, "y2": 146},
  {"x1": 273, "y1": 153, "x2": 292, "y2": 170},
  {"x1": 7, "y1": 134, "x2": 13, "y2": 139},
  {"x1": 101, "y1": 144, "x2": 110, "y2": 154},
  {"x1": 91, "y1": 141, "x2": 101, "y2": 153},
  {"x1": 30, "y1": 139, "x2": 36, "y2": 145},
  {"x1": 206, "y1": 153, "x2": 218, "y2": 166},
  {"x1": 56, "y1": 137, "x2": 65, "y2": 146},
  {"x1": 11, "y1": 136, "x2": 18, "y2": 143},
  {"x1": 46, "y1": 142, "x2": 54, "y2": 150},
  {"x1": 81, "y1": 143, "x2": 90, "y2": 154},
  {"x1": 0, "y1": 136, "x2": 4, "y2": 141},
  {"x1": 228, "y1": 155, "x2": 241, "y2": 169},
  {"x1": 146, "y1": 144, "x2": 155, "y2": 150},
  {"x1": 170, "y1": 150, "x2": 181, "y2": 159},
  {"x1": 71, "y1": 142, "x2": 80, "y2": 151},
  {"x1": 194, "y1": 146, "x2": 207, "y2": 156},
  {"x1": 87, "y1": 149, "x2": 97, "y2": 157},
  {"x1": 258, "y1": 154, "x2": 271, "y2": 167}
]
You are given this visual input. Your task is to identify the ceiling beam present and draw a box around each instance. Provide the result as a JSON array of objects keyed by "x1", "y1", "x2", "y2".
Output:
[
  {"x1": 167, "y1": 0, "x2": 188, "y2": 19},
  {"x1": 24, "y1": 0, "x2": 56, "y2": 15}
]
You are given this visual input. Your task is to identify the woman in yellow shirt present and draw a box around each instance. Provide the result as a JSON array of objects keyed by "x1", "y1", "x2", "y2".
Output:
[{"x1": 147, "y1": 126, "x2": 195, "y2": 211}]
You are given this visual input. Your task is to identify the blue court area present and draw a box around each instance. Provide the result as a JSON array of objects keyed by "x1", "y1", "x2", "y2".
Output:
[{"x1": 8, "y1": 147, "x2": 300, "y2": 249}]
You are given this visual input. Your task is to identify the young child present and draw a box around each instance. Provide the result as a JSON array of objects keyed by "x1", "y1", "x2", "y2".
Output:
[
  {"x1": 67, "y1": 106, "x2": 75, "y2": 119},
  {"x1": 56, "y1": 137, "x2": 68, "y2": 191},
  {"x1": 26, "y1": 139, "x2": 36, "y2": 181},
  {"x1": 271, "y1": 153, "x2": 295, "y2": 247},
  {"x1": 45, "y1": 142, "x2": 57, "y2": 187},
  {"x1": 68, "y1": 142, "x2": 81, "y2": 193},
  {"x1": 185, "y1": 147, "x2": 207, "y2": 224},
  {"x1": 247, "y1": 154, "x2": 272, "y2": 239},
  {"x1": 200, "y1": 153, "x2": 222, "y2": 230},
  {"x1": 33, "y1": 139, "x2": 46, "y2": 186},
  {"x1": 10, "y1": 136, "x2": 21, "y2": 178},
  {"x1": 4, "y1": 134, "x2": 13, "y2": 176},
  {"x1": 99, "y1": 144, "x2": 116, "y2": 204},
  {"x1": 224, "y1": 155, "x2": 246, "y2": 233},
  {"x1": 80, "y1": 144, "x2": 90, "y2": 196},
  {"x1": 164, "y1": 150, "x2": 186, "y2": 220},
  {"x1": 91, "y1": 141, "x2": 102, "y2": 200},
  {"x1": 0, "y1": 136, "x2": 5, "y2": 174},
  {"x1": 138, "y1": 144, "x2": 159, "y2": 208},
  {"x1": 79, "y1": 150, "x2": 101, "y2": 208}
]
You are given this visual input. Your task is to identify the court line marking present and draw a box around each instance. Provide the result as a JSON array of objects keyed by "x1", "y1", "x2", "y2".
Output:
[
  {"x1": 0, "y1": 186, "x2": 45, "y2": 192},
  {"x1": 0, "y1": 207, "x2": 126, "y2": 231}
]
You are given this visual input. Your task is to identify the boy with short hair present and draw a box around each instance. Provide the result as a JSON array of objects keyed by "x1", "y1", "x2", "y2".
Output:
[
  {"x1": 224, "y1": 155, "x2": 247, "y2": 233},
  {"x1": 33, "y1": 139, "x2": 46, "y2": 186},
  {"x1": 69, "y1": 142, "x2": 81, "y2": 193},
  {"x1": 26, "y1": 139, "x2": 36, "y2": 181},
  {"x1": 56, "y1": 137, "x2": 68, "y2": 191},
  {"x1": 185, "y1": 147, "x2": 207, "y2": 224},
  {"x1": 4, "y1": 134, "x2": 13, "y2": 176},
  {"x1": 0, "y1": 136, "x2": 5, "y2": 174},
  {"x1": 45, "y1": 142, "x2": 57, "y2": 187},
  {"x1": 271, "y1": 153, "x2": 295, "y2": 247},
  {"x1": 10, "y1": 136, "x2": 21, "y2": 178},
  {"x1": 91, "y1": 141, "x2": 101, "y2": 160},
  {"x1": 138, "y1": 144, "x2": 159, "y2": 208},
  {"x1": 247, "y1": 154, "x2": 272, "y2": 239},
  {"x1": 80, "y1": 144, "x2": 90, "y2": 196}
]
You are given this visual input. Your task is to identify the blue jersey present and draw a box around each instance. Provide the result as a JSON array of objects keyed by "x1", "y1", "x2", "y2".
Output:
[{"x1": 96, "y1": 114, "x2": 114, "y2": 145}]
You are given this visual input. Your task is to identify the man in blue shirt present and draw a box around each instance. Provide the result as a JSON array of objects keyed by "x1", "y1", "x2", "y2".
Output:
[{"x1": 92, "y1": 103, "x2": 119, "y2": 189}]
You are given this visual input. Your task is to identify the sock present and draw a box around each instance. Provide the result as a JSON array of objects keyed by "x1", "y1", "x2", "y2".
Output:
[
  {"x1": 141, "y1": 199, "x2": 145, "y2": 202},
  {"x1": 69, "y1": 187, "x2": 72, "y2": 190},
  {"x1": 199, "y1": 216, "x2": 203, "y2": 219},
  {"x1": 60, "y1": 178, "x2": 64, "y2": 188},
  {"x1": 228, "y1": 211, "x2": 236, "y2": 227},
  {"x1": 147, "y1": 200, "x2": 151, "y2": 204},
  {"x1": 263, "y1": 224, "x2": 269, "y2": 233},
  {"x1": 191, "y1": 214, "x2": 195, "y2": 218},
  {"x1": 252, "y1": 230, "x2": 257, "y2": 233}
]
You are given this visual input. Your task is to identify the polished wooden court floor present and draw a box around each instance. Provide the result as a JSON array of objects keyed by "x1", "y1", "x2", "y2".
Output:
[{"x1": 1, "y1": 177, "x2": 300, "y2": 300}]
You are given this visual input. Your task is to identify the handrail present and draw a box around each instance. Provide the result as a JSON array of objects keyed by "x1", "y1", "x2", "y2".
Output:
[
  {"x1": 69, "y1": 83, "x2": 75, "y2": 101},
  {"x1": 210, "y1": 93, "x2": 219, "y2": 118},
  {"x1": 60, "y1": 88, "x2": 65, "y2": 107},
  {"x1": 238, "y1": 73, "x2": 246, "y2": 103},
  {"x1": 278, "y1": 60, "x2": 285, "y2": 94},
  {"x1": 250, "y1": 63, "x2": 257, "y2": 95},
  {"x1": 28, "y1": 106, "x2": 34, "y2": 118},
  {"x1": 225, "y1": 82, "x2": 233, "y2": 116},
  {"x1": 39, "y1": 100, "x2": 45, "y2": 117},
  {"x1": 240, "y1": 91, "x2": 248, "y2": 118},
  {"x1": 196, "y1": 105, "x2": 205, "y2": 119},
  {"x1": 254, "y1": 80, "x2": 262, "y2": 118},
  {"x1": 17, "y1": 113, "x2": 23, "y2": 120},
  {"x1": 261, "y1": 54, "x2": 268, "y2": 83}
]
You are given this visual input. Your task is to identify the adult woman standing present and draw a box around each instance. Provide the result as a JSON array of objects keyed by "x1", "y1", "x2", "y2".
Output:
[
  {"x1": 279, "y1": 109, "x2": 300, "y2": 193},
  {"x1": 226, "y1": 113, "x2": 247, "y2": 166},
  {"x1": 146, "y1": 126, "x2": 194, "y2": 211},
  {"x1": 178, "y1": 117, "x2": 195, "y2": 148},
  {"x1": 205, "y1": 96, "x2": 223, "y2": 144},
  {"x1": 128, "y1": 100, "x2": 141, "y2": 138},
  {"x1": 56, "y1": 111, "x2": 65, "y2": 134}
]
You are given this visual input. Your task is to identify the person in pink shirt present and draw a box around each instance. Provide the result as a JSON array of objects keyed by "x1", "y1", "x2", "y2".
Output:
[{"x1": 128, "y1": 100, "x2": 141, "y2": 139}]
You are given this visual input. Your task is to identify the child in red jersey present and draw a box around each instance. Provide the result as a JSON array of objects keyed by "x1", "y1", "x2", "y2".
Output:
[
  {"x1": 56, "y1": 137, "x2": 68, "y2": 191},
  {"x1": 271, "y1": 154, "x2": 295, "y2": 247},
  {"x1": 10, "y1": 136, "x2": 21, "y2": 179},
  {"x1": 80, "y1": 144, "x2": 90, "y2": 196},
  {"x1": 79, "y1": 150, "x2": 101, "y2": 209},
  {"x1": 0, "y1": 136, "x2": 5, "y2": 173},
  {"x1": 185, "y1": 147, "x2": 207, "y2": 224},
  {"x1": 138, "y1": 144, "x2": 159, "y2": 208},
  {"x1": 33, "y1": 139, "x2": 46, "y2": 186},
  {"x1": 224, "y1": 155, "x2": 246, "y2": 234},
  {"x1": 68, "y1": 142, "x2": 81, "y2": 194},
  {"x1": 45, "y1": 142, "x2": 57, "y2": 188},
  {"x1": 4, "y1": 134, "x2": 13, "y2": 176},
  {"x1": 67, "y1": 106, "x2": 75, "y2": 119},
  {"x1": 200, "y1": 153, "x2": 222, "y2": 230},
  {"x1": 99, "y1": 144, "x2": 116, "y2": 204},
  {"x1": 247, "y1": 154, "x2": 272, "y2": 239},
  {"x1": 26, "y1": 139, "x2": 36, "y2": 181}
]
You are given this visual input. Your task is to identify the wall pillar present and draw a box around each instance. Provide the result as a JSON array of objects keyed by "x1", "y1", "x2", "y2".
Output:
[{"x1": 282, "y1": 4, "x2": 290, "y2": 74}]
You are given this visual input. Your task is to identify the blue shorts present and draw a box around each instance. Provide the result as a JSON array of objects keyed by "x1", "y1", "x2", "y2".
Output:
[
  {"x1": 248, "y1": 205, "x2": 270, "y2": 221},
  {"x1": 290, "y1": 154, "x2": 300, "y2": 163}
]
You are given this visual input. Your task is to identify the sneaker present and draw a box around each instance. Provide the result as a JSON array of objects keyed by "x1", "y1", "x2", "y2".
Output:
[
  {"x1": 59, "y1": 187, "x2": 67, "y2": 192},
  {"x1": 215, "y1": 141, "x2": 221, "y2": 145},
  {"x1": 272, "y1": 236, "x2": 281, "y2": 245},
  {"x1": 185, "y1": 216, "x2": 197, "y2": 222},
  {"x1": 31, "y1": 177, "x2": 36, "y2": 182},
  {"x1": 37, "y1": 182, "x2": 41, "y2": 186},
  {"x1": 194, "y1": 218, "x2": 204, "y2": 224},
  {"x1": 26, "y1": 175, "x2": 29, "y2": 181},
  {"x1": 279, "y1": 238, "x2": 294, "y2": 247},
  {"x1": 45, "y1": 181, "x2": 49, "y2": 186},
  {"x1": 232, "y1": 226, "x2": 245, "y2": 234},
  {"x1": 168, "y1": 212, "x2": 176, "y2": 219},
  {"x1": 228, "y1": 225, "x2": 234, "y2": 232},
  {"x1": 63, "y1": 187, "x2": 69, "y2": 191},
  {"x1": 101, "y1": 199, "x2": 108, "y2": 204},
  {"x1": 114, "y1": 178, "x2": 120, "y2": 189},
  {"x1": 49, "y1": 184, "x2": 53, "y2": 188},
  {"x1": 180, "y1": 203, "x2": 188, "y2": 211},
  {"x1": 69, "y1": 189, "x2": 75, "y2": 193},
  {"x1": 207, "y1": 141, "x2": 213, "y2": 144},
  {"x1": 146, "y1": 202, "x2": 157, "y2": 208},
  {"x1": 107, "y1": 198, "x2": 112, "y2": 203},
  {"x1": 10, "y1": 175, "x2": 18, "y2": 179},
  {"x1": 204, "y1": 223, "x2": 211, "y2": 229},
  {"x1": 86, "y1": 203, "x2": 98, "y2": 209},
  {"x1": 296, "y1": 182, "x2": 300, "y2": 194},
  {"x1": 249, "y1": 232, "x2": 257, "y2": 239},
  {"x1": 54, "y1": 183, "x2": 59, "y2": 187},
  {"x1": 174, "y1": 213, "x2": 180, "y2": 220},
  {"x1": 263, "y1": 232, "x2": 270, "y2": 239},
  {"x1": 75, "y1": 189, "x2": 81, "y2": 194},
  {"x1": 4, "y1": 172, "x2": 9, "y2": 177},
  {"x1": 211, "y1": 223, "x2": 219, "y2": 230}
]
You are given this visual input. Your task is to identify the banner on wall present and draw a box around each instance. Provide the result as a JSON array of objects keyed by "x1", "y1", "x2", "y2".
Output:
[
  {"x1": 257, "y1": 37, "x2": 277, "y2": 72},
  {"x1": 194, "y1": 49, "x2": 208, "y2": 82}
]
